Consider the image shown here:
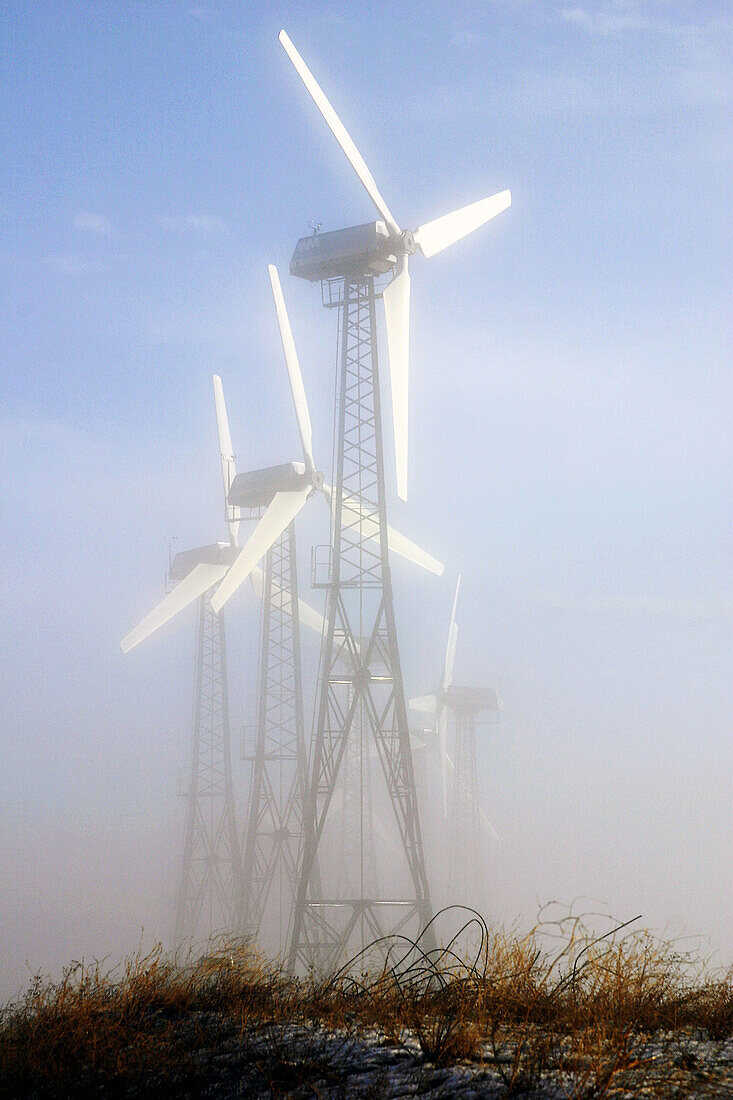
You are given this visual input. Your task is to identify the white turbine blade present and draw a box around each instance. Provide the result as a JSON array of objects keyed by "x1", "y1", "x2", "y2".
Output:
[
  {"x1": 212, "y1": 375, "x2": 239, "y2": 546},
  {"x1": 210, "y1": 488, "x2": 310, "y2": 613},
  {"x1": 382, "y1": 254, "x2": 410, "y2": 501},
  {"x1": 250, "y1": 563, "x2": 265, "y2": 598},
  {"x1": 251, "y1": 563, "x2": 326, "y2": 638},
  {"x1": 120, "y1": 562, "x2": 227, "y2": 654},
  {"x1": 479, "y1": 806, "x2": 501, "y2": 843},
  {"x1": 295, "y1": 594, "x2": 327, "y2": 638},
  {"x1": 437, "y1": 703, "x2": 449, "y2": 818},
  {"x1": 442, "y1": 621, "x2": 459, "y2": 693},
  {"x1": 414, "y1": 190, "x2": 511, "y2": 259},
  {"x1": 267, "y1": 264, "x2": 315, "y2": 470},
  {"x1": 409, "y1": 694, "x2": 437, "y2": 714},
  {"x1": 385, "y1": 517, "x2": 443, "y2": 576},
  {"x1": 441, "y1": 574, "x2": 461, "y2": 690},
  {"x1": 279, "y1": 29, "x2": 400, "y2": 236},
  {"x1": 321, "y1": 482, "x2": 442, "y2": 575}
]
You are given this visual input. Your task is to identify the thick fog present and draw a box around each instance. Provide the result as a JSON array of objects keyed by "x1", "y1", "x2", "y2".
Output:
[{"x1": 1, "y1": 3, "x2": 731, "y2": 1000}]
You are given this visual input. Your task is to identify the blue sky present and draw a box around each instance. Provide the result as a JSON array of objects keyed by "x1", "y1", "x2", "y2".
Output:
[{"x1": 1, "y1": 1, "x2": 731, "y2": 994}]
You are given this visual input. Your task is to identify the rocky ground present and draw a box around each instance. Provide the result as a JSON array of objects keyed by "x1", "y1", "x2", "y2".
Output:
[{"x1": 104, "y1": 1017, "x2": 733, "y2": 1098}]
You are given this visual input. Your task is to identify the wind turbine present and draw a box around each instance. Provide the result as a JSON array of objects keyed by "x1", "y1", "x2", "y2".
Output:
[
  {"x1": 120, "y1": 376, "x2": 242, "y2": 944},
  {"x1": 275, "y1": 28, "x2": 510, "y2": 971},
  {"x1": 120, "y1": 376, "x2": 325, "y2": 655},
  {"x1": 120, "y1": 375, "x2": 325, "y2": 947},
  {"x1": 121, "y1": 264, "x2": 442, "y2": 951},
  {"x1": 410, "y1": 575, "x2": 462, "y2": 817},
  {"x1": 410, "y1": 577, "x2": 501, "y2": 912},
  {"x1": 279, "y1": 28, "x2": 511, "y2": 501}
]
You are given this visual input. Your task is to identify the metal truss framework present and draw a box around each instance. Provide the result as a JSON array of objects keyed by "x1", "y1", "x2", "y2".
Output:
[
  {"x1": 288, "y1": 277, "x2": 433, "y2": 972},
  {"x1": 237, "y1": 523, "x2": 311, "y2": 954},
  {"x1": 447, "y1": 705, "x2": 485, "y2": 909},
  {"x1": 174, "y1": 592, "x2": 240, "y2": 943},
  {"x1": 333, "y1": 682, "x2": 379, "y2": 900}
]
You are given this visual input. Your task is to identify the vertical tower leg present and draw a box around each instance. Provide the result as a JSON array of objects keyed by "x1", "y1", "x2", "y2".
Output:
[
  {"x1": 448, "y1": 707, "x2": 485, "y2": 912},
  {"x1": 288, "y1": 277, "x2": 433, "y2": 972},
  {"x1": 237, "y1": 523, "x2": 310, "y2": 955},
  {"x1": 174, "y1": 591, "x2": 240, "y2": 943},
  {"x1": 334, "y1": 686, "x2": 379, "y2": 899}
]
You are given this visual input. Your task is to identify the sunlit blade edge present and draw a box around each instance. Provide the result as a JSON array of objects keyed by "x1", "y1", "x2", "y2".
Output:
[
  {"x1": 210, "y1": 488, "x2": 310, "y2": 613},
  {"x1": 441, "y1": 574, "x2": 461, "y2": 688},
  {"x1": 267, "y1": 264, "x2": 315, "y2": 470},
  {"x1": 415, "y1": 190, "x2": 511, "y2": 259},
  {"x1": 212, "y1": 375, "x2": 239, "y2": 546},
  {"x1": 279, "y1": 29, "x2": 400, "y2": 235},
  {"x1": 121, "y1": 562, "x2": 228, "y2": 654},
  {"x1": 382, "y1": 255, "x2": 410, "y2": 501}
]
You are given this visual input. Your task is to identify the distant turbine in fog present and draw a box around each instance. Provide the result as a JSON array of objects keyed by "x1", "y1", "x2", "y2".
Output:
[
  {"x1": 411, "y1": 575, "x2": 463, "y2": 817},
  {"x1": 121, "y1": 368, "x2": 332, "y2": 949},
  {"x1": 410, "y1": 575, "x2": 501, "y2": 911},
  {"x1": 120, "y1": 376, "x2": 245, "y2": 942}
]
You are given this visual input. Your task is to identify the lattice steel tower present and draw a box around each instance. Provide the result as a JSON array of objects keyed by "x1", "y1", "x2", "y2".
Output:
[
  {"x1": 410, "y1": 576, "x2": 501, "y2": 915},
  {"x1": 288, "y1": 275, "x2": 434, "y2": 971},
  {"x1": 274, "y1": 25, "x2": 508, "y2": 971},
  {"x1": 333, "y1": 683, "x2": 379, "y2": 901},
  {"x1": 174, "y1": 588, "x2": 240, "y2": 942},
  {"x1": 235, "y1": 522, "x2": 311, "y2": 955},
  {"x1": 121, "y1": 376, "x2": 250, "y2": 947},
  {"x1": 444, "y1": 686, "x2": 500, "y2": 912}
]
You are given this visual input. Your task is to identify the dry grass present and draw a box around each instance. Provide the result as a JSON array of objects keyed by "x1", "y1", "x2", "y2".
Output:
[{"x1": 1, "y1": 906, "x2": 731, "y2": 1097}]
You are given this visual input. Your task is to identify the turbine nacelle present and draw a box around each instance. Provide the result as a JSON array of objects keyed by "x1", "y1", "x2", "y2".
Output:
[
  {"x1": 442, "y1": 684, "x2": 500, "y2": 715},
  {"x1": 228, "y1": 461, "x2": 322, "y2": 511},
  {"x1": 290, "y1": 222, "x2": 418, "y2": 284},
  {"x1": 168, "y1": 542, "x2": 238, "y2": 583}
]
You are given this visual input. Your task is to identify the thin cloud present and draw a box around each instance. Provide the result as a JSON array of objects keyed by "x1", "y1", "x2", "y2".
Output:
[
  {"x1": 561, "y1": 2, "x2": 733, "y2": 41},
  {"x1": 74, "y1": 212, "x2": 113, "y2": 236},
  {"x1": 43, "y1": 254, "x2": 105, "y2": 276},
  {"x1": 451, "y1": 29, "x2": 486, "y2": 49},
  {"x1": 562, "y1": 4, "x2": 649, "y2": 35},
  {"x1": 160, "y1": 214, "x2": 228, "y2": 234},
  {"x1": 188, "y1": 4, "x2": 218, "y2": 21},
  {"x1": 533, "y1": 588, "x2": 733, "y2": 623}
]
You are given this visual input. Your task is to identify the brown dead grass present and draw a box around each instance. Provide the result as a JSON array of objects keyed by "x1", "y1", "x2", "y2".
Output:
[{"x1": 1, "y1": 907, "x2": 730, "y2": 1098}]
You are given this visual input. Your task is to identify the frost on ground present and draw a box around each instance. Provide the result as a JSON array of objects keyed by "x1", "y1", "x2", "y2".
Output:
[{"x1": 88, "y1": 1016, "x2": 733, "y2": 1098}]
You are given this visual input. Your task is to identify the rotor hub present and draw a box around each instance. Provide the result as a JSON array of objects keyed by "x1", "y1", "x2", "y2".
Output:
[
  {"x1": 311, "y1": 469, "x2": 324, "y2": 493},
  {"x1": 400, "y1": 228, "x2": 417, "y2": 255}
]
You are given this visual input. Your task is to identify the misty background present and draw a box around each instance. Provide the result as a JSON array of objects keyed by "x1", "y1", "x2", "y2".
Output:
[{"x1": 1, "y1": 0, "x2": 731, "y2": 1000}]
